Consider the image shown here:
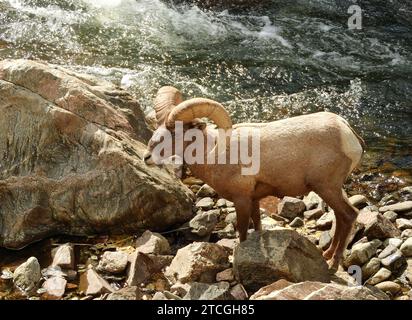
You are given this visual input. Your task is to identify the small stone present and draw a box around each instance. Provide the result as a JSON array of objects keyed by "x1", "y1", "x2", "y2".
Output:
[
  {"x1": 349, "y1": 195, "x2": 368, "y2": 208},
  {"x1": 13, "y1": 257, "x2": 41, "y2": 293},
  {"x1": 106, "y1": 286, "x2": 142, "y2": 300},
  {"x1": 381, "y1": 250, "x2": 407, "y2": 273},
  {"x1": 357, "y1": 210, "x2": 400, "y2": 239},
  {"x1": 401, "y1": 229, "x2": 412, "y2": 238},
  {"x1": 215, "y1": 238, "x2": 238, "y2": 252},
  {"x1": 80, "y1": 268, "x2": 114, "y2": 296},
  {"x1": 379, "y1": 201, "x2": 412, "y2": 213},
  {"x1": 183, "y1": 282, "x2": 233, "y2": 300},
  {"x1": 147, "y1": 254, "x2": 174, "y2": 272},
  {"x1": 362, "y1": 258, "x2": 381, "y2": 281},
  {"x1": 383, "y1": 211, "x2": 398, "y2": 222},
  {"x1": 152, "y1": 291, "x2": 181, "y2": 300},
  {"x1": 216, "y1": 199, "x2": 227, "y2": 207},
  {"x1": 226, "y1": 200, "x2": 235, "y2": 207},
  {"x1": 386, "y1": 238, "x2": 403, "y2": 248},
  {"x1": 230, "y1": 283, "x2": 248, "y2": 300},
  {"x1": 289, "y1": 217, "x2": 304, "y2": 228},
  {"x1": 366, "y1": 268, "x2": 392, "y2": 285},
  {"x1": 303, "y1": 192, "x2": 324, "y2": 211},
  {"x1": 396, "y1": 218, "x2": 412, "y2": 230},
  {"x1": 316, "y1": 211, "x2": 334, "y2": 230},
  {"x1": 97, "y1": 251, "x2": 128, "y2": 274},
  {"x1": 261, "y1": 216, "x2": 278, "y2": 230},
  {"x1": 378, "y1": 245, "x2": 398, "y2": 259},
  {"x1": 216, "y1": 268, "x2": 234, "y2": 282},
  {"x1": 400, "y1": 237, "x2": 412, "y2": 257},
  {"x1": 189, "y1": 210, "x2": 219, "y2": 237},
  {"x1": 318, "y1": 231, "x2": 332, "y2": 250},
  {"x1": 42, "y1": 276, "x2": 67, "y2": 298},
  {"x1": 343, "y1": 240, "x2": 381, "y2": 268},
  {"x1": 170, "y1": 282, "x2": 192, "y2": 297},
  {"x1": 196, "y1": 197, "x2": 215, "y2": 210},
  {"x1": 136, "y1": 230, "x2": 170, "y2": 255},
  {"x1": 126, "y1": 252, "x2": 154, "y2": 286},
  {"x1": 304, "y1": 208, "x2": 324, "y2": 220},
  {"x1": 52, "y1": 244, "x2": 74, "y2": 269},
  {"x1": 277, "y1": 197, "x2": 306, "y2": 219},
  {"x1": 183, "y1": 177, "x2": 204, "y2": 186},
  {"x1": 374, "y1": 281, "x2": 401, "y2": 295},
  {"x1": 216, "y1": 223, "x2": 237, "y2": 239},
  {"x1": 196, "y1": 184, "x2": 217, "y2": 197}
]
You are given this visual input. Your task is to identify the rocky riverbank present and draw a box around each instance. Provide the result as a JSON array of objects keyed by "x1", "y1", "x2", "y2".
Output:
[{"x1": 0, "y1": 59, "x2": 411, "y2": 300}]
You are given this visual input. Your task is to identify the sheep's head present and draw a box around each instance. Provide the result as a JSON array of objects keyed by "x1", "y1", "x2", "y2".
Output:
[{"x1": 144, "y1": 86, "x2": 232, "y2": 166}]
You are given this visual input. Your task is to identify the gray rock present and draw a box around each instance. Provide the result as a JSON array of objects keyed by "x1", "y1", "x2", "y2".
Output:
[
  {"x1": 316, "y1": 211, "x2": 335, "y2": 230},
  {"x1": 165, "y1": 242, "x2": 229, "y2": 284},
  {"x1": 379, "y1": 201, "x2": 412, "y2": 213},
  {"x1": 52, "y1": 244, "x2": 74, "y2": 269},
  {"x1": 277, "y1": 197, "x2": 306, "y2": 219},
  {"x1": 196, "y1": 184, "x2": 217, "y2": 197},
  {"x1": 126, "y1": 251, "x2": 154, "y2": 286},
  {"x1": 136, "y1": 230, "x2": 170, "y2": 255},
  {"x1": 106, "y1": 286, "x2": 142, "y2": 300},
  {"x1": 289, "y1": 217, "x2": 304, "y2": 228},
  {"x1": 215, "y1": 238, "x2": 238, "y2": 252},
  {"x1": 343, "y1": 240, "x2": 381, "y2": 268},
  {"x1": 303, "y1": 192, "x2": 324, "y2": 211},
  {"x1": 216, "y1": 223, "x2": 236, "y2": 239},
  {"x1": 13, "y1": 257, "x2": 41, "y2": 293},
  {"x1": 261, "y1": 216, "x2": 279, "y2": 230},
  {"x1": 357, "y1": 211, "x2": 400, "y2": 239},
  {"x1": 381, "y1": 250, "x2": 406, "y2": 274},
  {"x1": 196, "y1": 197, "x2": 215, "y2": 210},
  {"x1": 378, "y1": 245, "x2": 398, "y2": 259},
  {"x1": 318, "y1": 231, "x2": 332, "y2": 250},
  {"x1": 80, "y1": 268, "x2": 114, "y2": 296},
  {"x1": 366, "y1": 268, "x2": 392, "y2": 285},
  {"x1": 383, "y1": 211, "x2": 398, "y2": 222},
  {"x1": 0, "y1": 59, "x2": 193, "y2": 249},
  {"x1": 304, "y1": 208, "x2": 324, "y2": 220},
  {"x1": 396, "y1": 218, "x2": 412, "y2": 230},
  {"x1": 233, "y1": 229, "x2": 330, "y2": 292},
  {"x1": 189, "y1": 210, "x2": 219, "y2": 237},
  {"x1": 400, "y1": 237, "x2": 412, "y2": 257},
  {"x1": 349, "y1": 195, "x2": 368, "y2": 208},
  {"x1": 183, "y1": 282, "x2": 233, "y2": 300},
  {"x1": 97, "y1": 251, "x2": 128, "y2": 274},
  {"x1": 216, "y1": 199, "x2": 227, "y2": 208},
  {"x1": 42, "y1": 276, "x2": 67, "y2": 298},
  {"x1": 362, "y1": 257, "x2": 381, "y2": 281},
  {"x1": 374, "y1": 281, "x2": 401, "y2": 295}
]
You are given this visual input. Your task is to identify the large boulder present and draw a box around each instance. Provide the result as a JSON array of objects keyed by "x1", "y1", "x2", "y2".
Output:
[
  {"x1": 233, "y1": 229, "x2": 330, "y2": 292},
  {"x1": 0, "y1": 59, "x2": 193, "y2": 249}
]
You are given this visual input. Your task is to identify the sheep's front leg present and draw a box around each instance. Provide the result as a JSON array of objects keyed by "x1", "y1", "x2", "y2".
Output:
[{"x1": 233, "y1": 198, "x2": 253, "y2": 242}]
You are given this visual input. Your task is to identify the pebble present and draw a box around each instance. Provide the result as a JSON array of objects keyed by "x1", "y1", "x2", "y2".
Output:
[
  {"x1": 385, "y1": 238, "x2": 403, "y2": 248},
  {"x1": 52, "y1": 244, "x2": 74, "y2": 269},
  {"x1": 318, "y1": 231, "x2": 332, "y2": 250},
  {"x1": 303, "y1": 192, "x2": 324, "y2": 211},
  {"x1": 349, "y1": 195, "x2": 368, "y2": 208},
  {"x1": 13, "y1": 257, "x2": 41, "y2": 293},
  {"x1": 378, "y1": 245, "x2": 398, "y2": 259},
  {"x1": 303, "y1": 208, "x2": 324, "y2": 220},
  {"x1": 396, "y1": 218, "x2": 412, "y2": 230},
  {"x1": 379, "y1": 201, "x2": 412, "y2": 213},
  {"x1": 196, "y1": 184, "x2": 217, "y2": 197},
  {"x1": 97, "y1": 251, "x2": 128, "y2": 274},
  {"x1": 289, "y1": 217, "x2": 304, "y2": 228},
  {"x1": 196, "y1": 197, "x2": 215, "y2": 210},
  {"x1": 374, "y1": 281, "x2": 401, "y2": 295},
  {"x1": 189, "y1": 210, "x2": 219, "y2": 237},
  {"x1": 400, "y1": 237, "x2": 412, "y2": 257},
  {"x1": 216, "y1": 268, "x2": 235, "y2": 282},
  {"x1": 42, "y1": 276, "x2": 67, "y2": 298},
  {"x1": 401, "y1": 229, "x2": 412, "y2": 238},
  {"x1": 225, "y1": 211, "x2": 237, "y2": 225},
  {"x1": 383, "y1": 211, "x2": 398, "y2": 222},
  {"x1": 80, "y1": 268, "x2": 114, "y2": 296},
  {"x1": 361, "y1": 257, "x2": 381, "y2": 281},
  {"x1": 316, "y1": 211, "x2": 334, "y2": 230},
  {"x1": 136, "y1": 230, "x2": 170, "y2": 255},
  {"x1": 366, "y1": 268, "x2": 392, "y2": 285},
  {"x1": 343, "y1": 239, "x2": 381, "y2": 267},
  {"x1": 381, "y1": 250, "x2": 407, "y2": 273},
  {"x1": 261, "y1": 216, "x2": 278, "y2": 230},
  {"x1": 216, "y1": 199, "x2": 227, "y2": 208},
  {"x1": 277, "y1": 197, "x2": 306, "y2": 219},
  {"x1": 230, "y1": 283, "x2": 248, "y2": 300}
]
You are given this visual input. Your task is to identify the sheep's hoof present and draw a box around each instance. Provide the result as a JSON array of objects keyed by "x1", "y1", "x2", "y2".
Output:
[{"x1": 327, "y1": 258, "x2": 340, "y2": 274}]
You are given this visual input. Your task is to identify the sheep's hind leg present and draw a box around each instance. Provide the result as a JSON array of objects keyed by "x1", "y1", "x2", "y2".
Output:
[{"x1": 233, "y1": 198, "x2": 253, "y2": 242}]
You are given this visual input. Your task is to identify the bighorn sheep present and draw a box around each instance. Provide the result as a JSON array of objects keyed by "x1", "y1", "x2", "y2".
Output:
[{"x1": 144, "y1": 86, "x2": 365, "y2": 270}]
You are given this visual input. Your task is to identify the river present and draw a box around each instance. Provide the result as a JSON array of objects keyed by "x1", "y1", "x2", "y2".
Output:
[{"x1": 0, "y1": 0, "x2": 411, "y2": 199}]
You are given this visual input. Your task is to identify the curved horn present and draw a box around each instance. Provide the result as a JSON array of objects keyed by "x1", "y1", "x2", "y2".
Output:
[
  {"x1": 166, "y1": 98, "x2": 232, "y2": 130},
  {"x1": 153, "y1": 86, "x2": 183, "y2": 125}
]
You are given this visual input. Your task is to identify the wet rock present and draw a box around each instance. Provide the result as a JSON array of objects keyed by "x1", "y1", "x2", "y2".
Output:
[
  {"x1": 230, "y1": 283, "x2": 248, "y2": 300},
  {"x1": 126, "y1": 251, "x2": 154, "y2": 286},
  {"x1": 97, "y1": 251, "x2": 128, "y2": 274},
  {"x1": 183, "y1": 282, "x2": 233, "y2": 300},
  {"x1": 316, "y1": 211, "x2": 334, "y2": 230},
  {"x1": 289, "y1": 217, "x2": 304, "y2": 228},
  {"x1": 136, "y1": 230, "x2": 171, "y2": 255},
  {"x1": 233, "y1": 229, "x2": 330, "y2": 292},
  {"x1": 80, "y1": 268, "x2": 114, "y2": 296},
  {"x1": 362, "y1": 257, "x2": 381, "y2": 281},
  {"x1": 378, "y1": 245, "x2": 398, "y2": 259},
  {"x1": 318, "y1": 231, "x2": 332, "y2": 250},
  {"x1": 188, "y1": 210, "x2": 219, "y2": 237},
  {"x1": 0, "y1": 59, "x2": 193, "y2": 249},
  {"x1": 52, "y1": 244, "x2": 74, "y2": 269},
  {"x1": 383, "y1": 211, "x2": 398, "y2": 222},
  {"x1": 277, "y1": 197, "x2": 306, "y2": 219},
  {"x1": 304, "y1": 208, "x2": 324, "y2": 220},
  {"x1": 250, "y1": 280, "x2": 388, "y2": 300},
  {"x1": 366, "y1": 268, "x2": 392, "y2": 285},
  {"x1": 196, "y1": 184, "x2": 217, "y2": 197},
  {"x1": 357, "y1": 211, "x2": 400, "y2": 239},
  {"x1": 303, "y1": 192, "x2": 324, "y2": 211},
  {"x1": 13, "y1": 257, "x2": 41, "y2": 293},
  {"x1": 165, "y1": 242, "x2": 229, "y2": 284},
  {"x1": 381, "y1": 250, "x2": 407, "y2": 273},
  {"x1": 42, "y1": 276, "x2": 67, "y2": 298},
  {"x1": 106, "y1": 286, "x2": 142, "y2": 300},
  {"x1": 396, "y1": 218, "x2": 412, "y2": 230},
  {"x1": 216, "y1": 268, "x2": 234, "y2": 282},
  {"x1": 343, "y1": 240, "x2": 381, "y2": 268},
  {"x1": 196, "y1": 197, "x2": 215, "y2": 210},
  {"x1": 349, "y1": 195, "x2": 368, "y2": 208},
  {"x1": 379, "y1": 201, "x2": 412, "y2": 213},
  {"x1": 400, "y1": 237, "x2": 412, "y2": 257},
  {"x1": 374, "y1": 281, "x2": 401, "y2": 295}
]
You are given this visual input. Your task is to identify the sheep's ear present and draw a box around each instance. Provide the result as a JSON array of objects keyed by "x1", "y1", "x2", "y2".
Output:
[{"x1": 191, "y1": 118, "x2": 207, "y2": 130}]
